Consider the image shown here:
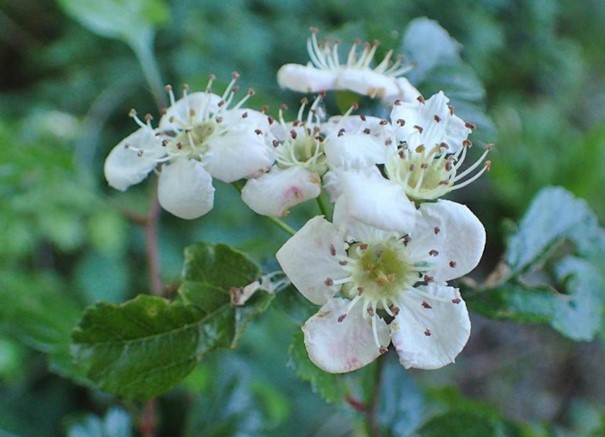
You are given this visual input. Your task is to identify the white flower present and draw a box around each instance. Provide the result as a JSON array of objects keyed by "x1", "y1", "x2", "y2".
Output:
[
  {"x1": 386, "y1": 91, "x2": 492, "y2": 201},
  {"x1": 276, "y1": 200, "x2": 485, "y2": 373},
  {"x1": 103, "y1": 74, "x2": 273, "y2": 219},
  {"x1": 241, "y1": 97, "x2": 326, "y2": 217},
  {"x1": 328, "y1": 92, "x2": 492, "y2": 231},
  {"x1": 277, "y1": 29, "x2": 419, "y2": 103}
]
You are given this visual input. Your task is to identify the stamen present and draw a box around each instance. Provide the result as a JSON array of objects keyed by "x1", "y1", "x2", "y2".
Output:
[
  {"x1": 338, "y1": 294, "x2": 363, "y2": 323},
  {"x1": 165, "y1": 85, "x2": 176, "y2": 106},
  {"x1": 371, "y1": 314, "x2": 381, "y2": 348}
]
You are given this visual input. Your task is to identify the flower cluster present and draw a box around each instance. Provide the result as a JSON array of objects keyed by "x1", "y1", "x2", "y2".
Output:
[
  {"x1": 104, "y1": 30, "x2": 491, "y2": 373},
  {"x1": 104, "y1": 74, "x2": 273, "y2": 219},
  {"x1": 275, "y1": 90, "x2": 490, "y2": 373}
]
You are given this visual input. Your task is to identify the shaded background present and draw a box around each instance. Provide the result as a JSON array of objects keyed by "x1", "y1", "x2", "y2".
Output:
[{"x1": 1, "y1": 0, "x2": 604, "y2": 435}]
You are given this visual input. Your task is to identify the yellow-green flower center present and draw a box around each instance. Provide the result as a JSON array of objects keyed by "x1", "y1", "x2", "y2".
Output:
[
  {"x1": 275, "y1": 133, "x2": 327, "y2": 174},
  {"x1": 342, "y1": 239, "x2": 418, "y2": 305},
  {"x1": 168, "y1": 120, "x2": 217, "y2": 157}
]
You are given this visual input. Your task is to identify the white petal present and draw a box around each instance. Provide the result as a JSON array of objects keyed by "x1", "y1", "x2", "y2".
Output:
[
  {"x1": 321, "y1": 170, "x2": 342, "y2": 203},
  {"x1": 220, "y1": 107, "x2": 269, "y2": 128},
  {"x1": 336, "y1": 70, "x2": 399, "y2": 98},
  {"x1": 391, "y1": 283, "x2": 470, "y2": 370},
  {"x1": 276, "y1": 216, "x2": 346, "y2": 305},
  {"x1": 159, "y1": 92, "x2": 222, "y2": 130},
  {"x1": 338, "y1": 169, "x2": 419, "y2": 233},
  {"x1": 323, "y1": 114, "x2": 393, "y2": 139},
  {"x1": 241, "y1": 166, "x2": 321, "y2": 217},
  {"x1": 277, "y1": 64, "x2": 338, "y2": 93},
  {"x1": 383, "y1": 77, "x2": 422, "y2": 104},
  {"x1": 390, "y1": 91, "x2": 470, "y2": 152},
  {"x1": 204, "y1": 125, "x2": 273, "y2": 183},
  {"x1": 157, "y1": 158, "x2": 215, "y2": 219},
  {"x1": 324, "y1": 133, "x2": 388, "y2": 170},
  {"x1": 333, "y1": 196, "x2": 400, "y2": 244},
  {"x1": 413, "y1": 200, "x2": 486, "y2": 282},
  {"x1": 423, "y1": 91, "x2": 470, "y2": 152},
  {"x1": 303, "y1": 298, "x2": 389, "y2": 373},
  {"x1": 104, "y1": 127, "x2": 165, "y2": 191}
]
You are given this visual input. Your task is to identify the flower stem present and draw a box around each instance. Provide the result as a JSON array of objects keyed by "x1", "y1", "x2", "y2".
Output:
[
  {"x1": 146, "y1": 181, "x2": 163, "y2": 296},
  {"x1": 366, "y1": 357, "x2": 386, "y2": 437},
  {"x1": 139, "y1": 399, "x2": 157, "y2": 437},
  {"x1": 267, "y1": 216, "x2": 297, "y2": 236},
  {"x1": 228, "y1": 181, "x2": 298, "y2": 236},
  {"x1": 316, "y1": 193, "x2": 331, "y2": 219}
]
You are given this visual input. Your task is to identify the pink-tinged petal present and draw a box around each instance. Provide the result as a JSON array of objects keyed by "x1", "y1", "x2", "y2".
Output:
[
  {"x1": 241, "y1": 166, "x2": 321, "y2": 217},
  {"x1": 159, "y1": 92, "x2": 222, "y2": 130},
  {"x1": 303, "y1": 298, "x2": 389, "y2": 373},
  {"x1": 276, "y1": 216, "x2": 347, "y2": 305},
  {"x1": 204, "y1": 126, "x2": 273, "y2": 183},
  {"x1": 413, "y1": 200, "x2": 486, "y2": 282},
  {"x1": 277, "y1": 64, "x2": 338, "y2": 93},
  {"x1": 104, "y1": 127, "x2": 165, "y2": 191},
  {"x1": 338, "y1": 169, "x2": 419, "y2": 233},
  {"x1": 383, "y1": 77, "x2": 422, "y2": 105},
  {"x1": 391, "y1": 283, "x2": 470, "y2": 370},
  {"x1": 336, "y1": 70, "x2": 399, "y2": 98},
  {"x1": 157, "y1": 158, "x2": 215, "y2": 219}
]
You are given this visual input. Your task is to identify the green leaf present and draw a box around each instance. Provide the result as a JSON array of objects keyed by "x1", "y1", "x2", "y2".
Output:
[
  {"x1": 417, "y1": 411, "x2": 521, "y2": 437},
  {"x1": 183, "y1": 358, "x2": 271, "y2": 437},
  {"x1": 505, "y1": 187, "x2": 598, "y2": 275},
  {"x1": 401, "y1": 18, "x2": 496, "y2": 144},
  {"x1": 71, "y1": 242, "x2": 273, "y2": 399},
  {"x1": 551, "y1": 256, "x2": 605, "y2": 341},
  {"x1": 418, "y1": 387, "x2": 523, "y2": 437},
  {"x1": 181, "y1": 242, "x2": 261, "y2": 297},
  {"x1": 71, "y1": 295, "x2": 218, "y2": 399},
  {"x1": 402, "y1": 18, "x2": 461, "y2": 84},
  {"x1": 468, "y1": 187, "x2": 605, "y2": 341},
  {"x1": 57, "y1": 0, "x2": 169, "y2": 45},
  {"x1": 179, "y1": 242, "x2": 270, "y2": 348},
  {"x1": 0, "y1": 272, "x2": 85, "y2": 381},
  {"x1": 466, "y1": 283, "x2": 557, "y2": 324},
  {"x1": 288, "y1": 331, "x2": 350, "y2": 404}
]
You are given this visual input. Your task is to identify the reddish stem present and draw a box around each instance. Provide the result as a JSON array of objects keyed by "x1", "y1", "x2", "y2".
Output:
[
  {"x1": 345, "y1": 395, "x2": 368, "y2": 413},
  {"x1": 145, "y1": 181, "x2": 163, "y2": 296},
  {"x1": 139, "y1": 399, "x2": 157, "y2": 437}
]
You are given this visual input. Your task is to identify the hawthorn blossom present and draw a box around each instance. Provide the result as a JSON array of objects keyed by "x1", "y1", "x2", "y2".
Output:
[
  {"x1": 104, "y1": 74, "x2": 272, "y2": 219},
  {"x1": 386, "y1": 91, "x2": 492, "y2": 201},
  {"x1": 277, "y1": 29, "x2": 420, "y2": 103},
  {"x1": 330, "y1": 91, "x2": 491, "y2": 232},
  {"x1": 320, "y1": 113, "x2": 418, "y2": 233},
  {"x1": 241, "y1": 97, "x2": 326, "y2": 217},
  {"x1": 241, "y1": 98, "x2": 399, "y2": 217},
  {"x1": 276, "y1": 199, "x2": 485, "y2": 373}
]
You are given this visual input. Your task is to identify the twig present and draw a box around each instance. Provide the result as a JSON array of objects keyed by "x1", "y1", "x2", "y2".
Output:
[
  {"x1": 145, "y1": 181, "x2": 163, "y2": 296},
  {"x1": 139, "y1": 399, "x2": 157, "y2": 437}
]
